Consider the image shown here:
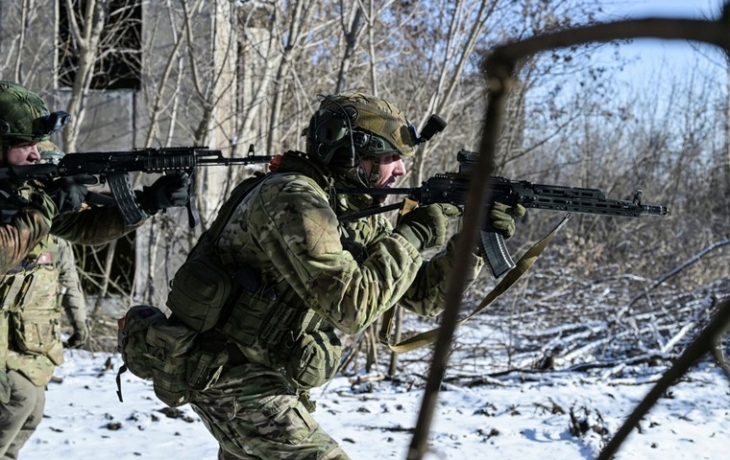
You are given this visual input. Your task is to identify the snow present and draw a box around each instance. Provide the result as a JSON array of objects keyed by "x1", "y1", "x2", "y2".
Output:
[{"x1": 21, "y1": 349, "x2": 730, "y2": 460}]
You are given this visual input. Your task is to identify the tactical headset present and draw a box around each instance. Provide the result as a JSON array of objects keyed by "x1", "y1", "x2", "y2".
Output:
[
  {"x1": 307, "y1": 94, "x2": 414, "y2": 167},
  {"x1": 306, "y1": 95, "x2": 360, "y2": 166}
]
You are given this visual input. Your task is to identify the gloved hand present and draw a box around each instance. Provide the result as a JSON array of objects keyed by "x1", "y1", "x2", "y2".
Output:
[
  {"x1": 488, "y1": 202, "x2": 526, "y2": 239},
  {"x1": 66, "y1": 321, "x2": 89, "y2": 349},
  {"x1": 47, "y1": 174, "x2": 96, "y2": 212},
  {"x1": 394, "y1": 203, "x2": 461, "y2": 251},
  {"x1": 28, "y1": 191, "x2": 58, "y2": 222},
  {"x1": 139, "y1": 172, "x2": 190, "y2": 215}
]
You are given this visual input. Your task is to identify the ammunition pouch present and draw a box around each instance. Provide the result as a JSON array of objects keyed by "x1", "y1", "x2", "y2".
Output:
[
  {"x1": 9, "y1": 308, "x2": 64, "y2": 365},
  {"x1": 219, "y1": 286, "x2": 342, "y2": 390},
  {"x1": 3, "y1": 267, "x2": 64, "y2": 366},
  {"x1": 166, "y1": 256, "x2": 235, "y2": 333},
  {"x1": 218, "y1": 286, "x2": 293, "y2": 351},
  {"x1": 117, "y1": 305, "x2": 228, "y2": 407},
  {"x1": 285, "y1": 328, "x2": 341, "y2": 390}
]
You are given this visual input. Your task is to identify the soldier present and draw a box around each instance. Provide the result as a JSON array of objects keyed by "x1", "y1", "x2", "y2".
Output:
[
  {"x1": 0, "y1": 81, "x2": 188, "y2": 458},
  {"x1": 37, "y1": 141, "x2": 88, "y2": 350},
  {"x1": 169, "y1": 93, "x2": 525, "y2": 459}
]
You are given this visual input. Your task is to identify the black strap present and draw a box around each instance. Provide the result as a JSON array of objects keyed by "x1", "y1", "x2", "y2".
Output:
[
  {"x1": 115, "y1": 364, "x2": 128, "y2": 402},
  {"x1": 0, "y1": 181, "x2": 30, "y2": 207}
]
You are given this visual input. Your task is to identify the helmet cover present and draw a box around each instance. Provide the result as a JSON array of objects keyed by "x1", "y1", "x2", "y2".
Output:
[
  {"x1": 319, "y1": 92, "x2": 416, "y2": 158},
  {"x1": 0, "y1": 81, "x2": 69, "y2": 145}
]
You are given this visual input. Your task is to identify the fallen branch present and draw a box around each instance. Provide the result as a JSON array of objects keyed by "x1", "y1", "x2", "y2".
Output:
[
  {"x1": 597, "y1": 300, "x2": 730, "y2": 460},
  {"x1": 626, "y1": 238, "x2": 730, "y2": 310}
]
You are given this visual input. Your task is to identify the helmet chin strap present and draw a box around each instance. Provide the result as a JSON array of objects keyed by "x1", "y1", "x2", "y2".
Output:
[
  {"x1": 358, "y1": 156, "x2": 383, "y2": 189},
  {"x1": 0, "y1": 141, "x2": 8, "y2": 166},
  {"x1": 360, "y1": 156, "x2": 387, "y2": 204}
]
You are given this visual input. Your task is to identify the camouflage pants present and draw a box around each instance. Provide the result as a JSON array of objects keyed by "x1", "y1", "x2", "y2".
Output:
[
  {"x1": 0, "y1": 370, "x2": 45, "y2": 459},
  {"x1": 190, "y1": 363, "x2": 350, "y2": 460}
]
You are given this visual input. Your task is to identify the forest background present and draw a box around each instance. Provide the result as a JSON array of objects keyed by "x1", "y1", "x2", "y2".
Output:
[{"x1": 0, "y1": 0, "x2": 729, "y2": 391}]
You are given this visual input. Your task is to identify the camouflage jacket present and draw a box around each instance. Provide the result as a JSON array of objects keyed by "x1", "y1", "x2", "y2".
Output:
[
  {"x1": 216, "y1": 152, "x2": 484, "y2": 345},
  {"x1": 0, "y1": 180, "x2": 140, "y2": 386},
  {"x1": 0, "y1": 181, "x2": 139, "y2": 274}
]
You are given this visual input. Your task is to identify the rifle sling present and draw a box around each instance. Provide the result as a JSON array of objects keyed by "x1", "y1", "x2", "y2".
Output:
[{"x1": 379, "y1": 214, "x2": 572, "y2": 353}]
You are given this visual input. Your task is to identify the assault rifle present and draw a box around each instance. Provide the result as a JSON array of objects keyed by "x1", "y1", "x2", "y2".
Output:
[
  {"x1": 0, "y1": 146, "x2": 272, "y2": 228},
  {"x1": 338, "y1": 149, "x2": 669, "y2": 277}
]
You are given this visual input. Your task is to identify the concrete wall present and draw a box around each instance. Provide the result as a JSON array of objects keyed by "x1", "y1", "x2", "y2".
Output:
[{"x1": 0, "y1": 1, "x2": 281, "y2": 306}]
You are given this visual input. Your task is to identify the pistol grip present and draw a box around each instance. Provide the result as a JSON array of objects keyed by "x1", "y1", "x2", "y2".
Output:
[
  {"x1": 479, "y1": 230, "x2": 515, "y2": 278},
  {"x1": 107, "y1": 173, "x2": 147, "y2": 226}
]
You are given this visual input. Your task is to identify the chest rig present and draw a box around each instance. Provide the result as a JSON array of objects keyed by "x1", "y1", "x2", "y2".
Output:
[
  {"x1": 0, "y1": 182, "x2": 64, "y2": 386},
  {"x1": 0, "y1": 182, "x2": 60, "y2": 308},
  {"x1": 166, "y1": 168, "x2": 342, "y2": 389}
]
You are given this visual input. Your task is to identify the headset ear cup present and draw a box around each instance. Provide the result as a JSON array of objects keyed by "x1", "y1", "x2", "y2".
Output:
[
  {"x1": 307, "y1": 112, "x2": 319, "y2": 159},
  {"x1": 308, "y1": 109, "x2": 349, "y2": 164}
]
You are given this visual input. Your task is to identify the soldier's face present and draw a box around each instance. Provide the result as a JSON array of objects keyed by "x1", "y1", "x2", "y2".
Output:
[
  {"x1": 362, "y1": 154, "x2": 405, "y2": 188},
  {"x1": 3, "y1": 143, "x2": 41, "y2": 166}
]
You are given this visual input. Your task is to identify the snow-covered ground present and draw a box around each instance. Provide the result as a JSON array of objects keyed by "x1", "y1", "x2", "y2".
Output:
[{"x1": 20, "y1": 348, "x2": 730, "y2": 460}]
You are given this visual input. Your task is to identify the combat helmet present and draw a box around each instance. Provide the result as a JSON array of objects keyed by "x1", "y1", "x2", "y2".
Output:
[
  {"x1": 306, "y1": 92, "x2": 417, "y2": 188},
  {"x1": 0, "y1": 81, "x2": 70, "y2": 146}
]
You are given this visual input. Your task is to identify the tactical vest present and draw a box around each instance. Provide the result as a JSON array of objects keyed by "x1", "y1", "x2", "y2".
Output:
[
  {"x1": 166, "y1": 170, "x2": 342, "y2": 390},
  {"x1": 0, "y1": 183, "x2": 64, "y2": 387},
  {"x1": 117, "y1": 175, "x2": 275, "y2": 407}
]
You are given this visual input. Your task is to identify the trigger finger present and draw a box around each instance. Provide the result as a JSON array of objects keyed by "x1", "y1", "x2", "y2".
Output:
[
  {"x1": 510, "y1": 204, "x2": 527, "y2": 218},
  {"x1": 171, "y1": 171, "x2": 191, "y2": 186}
]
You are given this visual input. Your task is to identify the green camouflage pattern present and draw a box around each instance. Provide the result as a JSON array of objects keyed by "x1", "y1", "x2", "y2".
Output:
[
  {"x1": 0, "y1": 182, "x2": 137, "y2": 274},
  {"x1": 0, "y1": 183, "x2": 54, "y2": 275},
  {"x1": 2, "y1": 243, "x2": 64, "y2": 387},
  {"x1": 191, "y1": 363, "x2": 350, "y2": 460},
  {"x1": 37, "y1": 140, "x2": 65, "y2": 163},
  {"x1": 218, "y1": 159, "x2": 423, "y2": 336},
  {"x1": 218, "y1": 153, "x2": 483, "y2": 332},
  {"x1": 319, "y1": 93, "x2": 415, "y2": 158},
  {"x1": 189, "y1": 152, "x2": 484, "y2": 455},
  {"x1": 51, "y1": 203, "x2": 139, "y2": 245},
  {"x1": 0, "y1": 180, "x2": 139, "y2": 386},
  {"x1": 0, "y1": 81, "x2": 52, "y2": 144}
]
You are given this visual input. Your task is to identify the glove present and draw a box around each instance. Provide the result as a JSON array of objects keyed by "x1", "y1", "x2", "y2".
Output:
[
  {"x1": 488, "y1": 202, "x2": 526, "y2": 239},
  {"x1": 47, "y1": 174, "x2": 96, "y2": 212},
  {"x1": 66, "y1": 321, "x2": 89, "y2": 349},
  {"x1": 394, "y1": 203, "x2": 461, "y2": 251},
  {"x1": 139, "y1": 172, "x2": 190, "y2": 215},
  {"x1": 28, "y1": 191, "x2": 57, "y2": 222}
]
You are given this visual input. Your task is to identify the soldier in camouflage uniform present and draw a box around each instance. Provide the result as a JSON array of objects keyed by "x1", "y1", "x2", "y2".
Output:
[
  {"x1": 37, "y1": 142, "x2": 88, "y2": 350},
  {"x1": 0, "y1": 81, "x2": 189, "y2": 459},
  {"x1": 173, "y1": 93, "x2": 525, "y2": 459}
]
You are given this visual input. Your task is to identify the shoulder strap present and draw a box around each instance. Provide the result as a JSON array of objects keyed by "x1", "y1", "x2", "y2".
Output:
[
  {"x1": 208, "y1": 173, "x2": 268, "y2": 242},
  {"x1": 186, "y1": 173, "x2": 269, "y2": 261}
]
